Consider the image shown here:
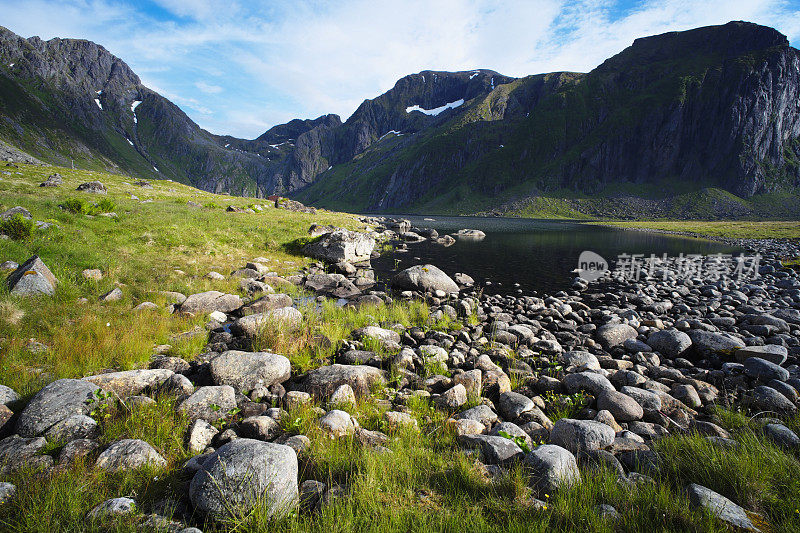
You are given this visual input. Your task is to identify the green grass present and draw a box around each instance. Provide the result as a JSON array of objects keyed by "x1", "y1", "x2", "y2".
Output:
[
  {"x1": 2, "y1": 161, "x2": 800, "y2": 532},
  {"x1": 598, "y1": 220, "x2": 800, "y2": 240}
]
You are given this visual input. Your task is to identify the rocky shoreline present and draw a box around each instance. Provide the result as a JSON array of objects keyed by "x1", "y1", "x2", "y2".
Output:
[{"x1": 1, "y1": 215, "x2": 799, "y2": 531}]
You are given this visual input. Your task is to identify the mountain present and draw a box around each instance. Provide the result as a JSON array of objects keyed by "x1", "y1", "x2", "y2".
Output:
[
  {"x1": 0, "y1": 21, "x2": 799, "y2": 215},
  {"x1": 296, "y1": 21, "x2": 800, "y2": 214}
]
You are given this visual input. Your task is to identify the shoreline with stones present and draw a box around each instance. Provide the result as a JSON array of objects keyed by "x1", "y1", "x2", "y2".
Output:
[{"x1": 1, "y1": 207, "x2": 800, "y2": 531}]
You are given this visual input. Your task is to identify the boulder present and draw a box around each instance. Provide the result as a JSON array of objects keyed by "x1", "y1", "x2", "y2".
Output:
[
  {"x1": 0, "y1": 385, "x2": 20, "y2": 406},
  {"x1": 239, "y1": 416, "x2": 281, "y2": 441},
  {"x1": 523, "y1": 445, "x2": 580, "y2": 493},
  {"x1": 209, "y1": 351, "x2": 291, "y2": 394},
  {"x1": 87, "y1": 497, "x2": 137, "y2": 520},
  {"x1": 1, "y1": 206, "x2": 32, "y2": 220},
  {"x1": 457, "y1": 435, "x2": 523, "y2": 465},
  {"x1": 303, "y1": 230, "x2": 375, "y2": 263},
  {"x1": 597, "y1": 390, "x2": 643, "y2": 422},
  {"x1": 686, "y1": 484, "x2": 758, "y2": 531},
  {"x1": 180, "y1": 291, "x2": 242, "y2": 315},
  {"x1": 178, "y1": 386, "x2": 237, "y2": 423},
  {"x1": 241, "y1": 294, "x2": 294, "y2": 315},
  {"x1": 743, "y1": 357, "x2": 790, "y2": 382},
  {"x1": 596, "y1": 324, "x2": 637, "y2": 349},
  {"x1": 392, "y1": 264, "x2": 459, "y2": 294},
  {"x1": 352, "y1": 326, "x2": 400, "y2": 344},
  {"x1": 687, "y1": 330, "x2": 744, "y2": 356},
  {"x1": 319, "y1": 410, "x2": 356, "y2": 438},
  {"x1": 302, "y1": 364, "x2": 385, "y2": 399},
  {"x1": 189, "y1": 439, "x2": 298, "y2": 520},
  {"x1": 76, "y1": 181, "x2": 107, "y2": 194},
  {"x1": 232, "y1": 307, "x2": 302, "y2": 337},
  {"x1": 498, "y1": 391, "x2": 535, "y2": 420},
  {"x1": 0, "y1": 482, "x2": 15, "y2": 504},
  {"x1": 83, "y1": 369, "x2": 174, "y2": 398},
  {"x1": 549, "y1": 419, "x2": 615, "y2": 454},
  {"x1": 186, "y1": 419, "x2": 219, "y2": 454},
  {"x1": 736, "y1": 345, "x2": 788, "y2": 366},
  {"x1": 16, "y1": 378, "x2": 100, "y2": 437},
  {"x1": 39, "y1": 173, "x2": 63, "y2": 187},
  {"x1": 563, "y1": 372, "x2": 615, "y2": 396},
  {"x1": 95, "y1": 439, "x2": 166, "y2": 472},
  {"x1": 6, "y1": 255, "x2": 58, "y2": 297},
  {"x1": 646, "y1": 329, "x2": 692, "y2": 357},
  {"x1": 0, "y1": 434, "x2": 47, "y2": 474},
  {"x1": 44, "y1": 414, "x2": 99, "y2": 442}
]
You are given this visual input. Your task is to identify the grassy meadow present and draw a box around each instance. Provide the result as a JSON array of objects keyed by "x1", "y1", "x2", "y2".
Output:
[{"x1": 1, "y1": 163, "x2": 799, "y2": 532}]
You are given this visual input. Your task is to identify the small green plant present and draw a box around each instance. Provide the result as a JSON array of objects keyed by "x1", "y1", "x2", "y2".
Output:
[
  {"x1": 86, "y1": 388, "x2": 114, "y2": 421},
  {"x1": 542, "y1": 390, "x2": 589, "y2": 421},
  {"x1": 0, "y1": 214, "x2": 34, "y2": 240},
  {"x1": 62, "y1": 197, "x2": 88, "y2": 214},
  {"x1": 497, "y1": 430, "x2": 532, "y2": 453},
  {"x1": 95, "y1": 198, "x2": 116, "y2": 213}
]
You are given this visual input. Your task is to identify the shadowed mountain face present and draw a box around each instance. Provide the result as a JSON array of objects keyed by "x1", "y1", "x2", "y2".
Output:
[{"x1": 1, "y1": 21, "x2": 799, "y2": 212}]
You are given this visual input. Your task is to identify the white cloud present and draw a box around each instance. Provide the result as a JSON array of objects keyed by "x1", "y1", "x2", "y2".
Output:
[
  {"x1": 195, "y1": 81, "x2": 223, "y2": 94},
  {"x1": 0, "y1": 0, "x2": 799, "y2": 138}
]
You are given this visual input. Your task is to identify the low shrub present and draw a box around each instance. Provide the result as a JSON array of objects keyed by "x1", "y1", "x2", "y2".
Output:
[{"x1": 0, "y1": 214, "x2": 34, "y2": 240}]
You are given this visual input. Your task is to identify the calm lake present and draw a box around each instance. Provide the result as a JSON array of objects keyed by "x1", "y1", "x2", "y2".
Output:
[{"x1": 371, "y1": 216, "x2": 742, "y2": 295}]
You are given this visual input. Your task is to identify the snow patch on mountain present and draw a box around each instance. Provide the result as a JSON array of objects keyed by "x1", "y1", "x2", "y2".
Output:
[{"x1": 405, "y1": 99, "x2": 464, "y2": 116}]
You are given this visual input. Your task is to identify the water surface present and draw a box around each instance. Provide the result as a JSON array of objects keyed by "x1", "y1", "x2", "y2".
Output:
[{"x1": 371, "y1": 216, "x2": 741, "y2": 295}]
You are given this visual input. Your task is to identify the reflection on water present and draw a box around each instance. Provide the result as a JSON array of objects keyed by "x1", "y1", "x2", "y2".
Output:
[{"x1": 371, "y1": 216, "x2": 742, "y2": 295}]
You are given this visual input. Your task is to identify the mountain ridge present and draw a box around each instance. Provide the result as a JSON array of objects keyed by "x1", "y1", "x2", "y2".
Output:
[{"x1": 0, "y1": 21, "x2": 798, "y2": 216}]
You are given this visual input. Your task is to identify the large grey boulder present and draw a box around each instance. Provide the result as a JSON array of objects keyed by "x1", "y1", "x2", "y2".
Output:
[
  {"x1": 549, "y1": 419, "x2": 615, "y2": 454},
  {"x1": 686, "y1": 484, "x2": 758, "y2": 531},
  {"x1": 647, "y1": 329, "x2": 692, "y2": 358},
  {"x1": 736, "y1": 345, "x2": 788, "y2": 366},
  {"x1": 1, "y1": 206, "x2": 32, "y2": 220},
  {"x1": 303, "y1": 229, "x2": 375, "y2": 263},
  {"x1": 457, "y1": 435, "x2": 524, "y2": 465},
  {"x1": 16, "y1": 379, "x2": 101, "y2": 437},
  {"x1": 178, "y1": 386, "x2": 237, "y2": 423},
  {"x1": 190, "y1": 439, "x2": 298, "y2": 520},
  {"x1": 596, "y1": 324, "x2": 637, "y2": 349},
  {"x1": 352, "y1": 326, "x2": 400, "y2": 344},
  {"x1": 6, "y1": 256, "x2": 58, "y2": 297},
  {"x1": 232, "y1": 308, "x2": 302, "y2": 337},
  {"x1": 44, "y1": 414, "x2": 99, "y2": 442},
  {"x1": 498, "y1": 391, "x2": 536, "y2": 420},
  {"x1": 391, "y1": 264, "x2": 459, "y2": 294},
  {"x1": 0, "y1": 434, "x2": 48, "y2": 474},
  {"x1": 749, "y1": 386, "x2": 796, "y2": 414},
  {"x1": 96, "y1": 439, "x2": 166, "y2": 472},
  {"x1": 241, "y1": 294, "x2": 294, "y2": 315},
  {"x1": 209, "y1": 351, "x2": 291, "y2": 394},
  {"x1": 597, "y1": 390, "x2": 643, "y2": 422},
  {"x1": 562, "y1": 372, "x2": 615, "y2": 396},
  {"x1": 523, "y1": 445, "x2": 580, "y2": 493},
  {"x1": 83, "y1": 369, "x2": 174, "y2": 398},
  {"x1": 687, "y1": 330, "x2": 744, "y2": 356},
  {"x1": 302, "y1": 364, "x2": 385, "y2": 399},
  {"x1": 743, "y1": 357, "x2": 789, "y2": 382},
  {"x1": 180, "y1": 291, "x2": 242, "y2": 315}
]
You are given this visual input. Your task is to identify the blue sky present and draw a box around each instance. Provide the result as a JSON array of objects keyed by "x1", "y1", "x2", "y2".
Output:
[{"x1": 2, "y1": 0, "x2": 799, "y2": 138}]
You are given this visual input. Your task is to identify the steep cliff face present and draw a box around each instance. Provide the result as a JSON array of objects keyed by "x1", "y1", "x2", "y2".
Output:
[{"x1": 296, "y1": 21, "x2": 800, "y2": 212}]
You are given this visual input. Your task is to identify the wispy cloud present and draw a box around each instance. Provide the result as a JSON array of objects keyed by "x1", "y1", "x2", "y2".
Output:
[
  {"x1": 1, "y1": 0, "x2": 798, "y2": 137},
  {"x1": 195, "y1": 81, "x2": 223, "y2": 94}
]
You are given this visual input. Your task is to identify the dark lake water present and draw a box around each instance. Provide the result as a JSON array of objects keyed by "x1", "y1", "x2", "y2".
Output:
[{"x1": 371, "y1": 216, "x2": 742, "y2": 295}]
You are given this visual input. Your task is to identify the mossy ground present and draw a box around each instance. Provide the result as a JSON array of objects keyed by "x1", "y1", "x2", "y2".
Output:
[{"x1": 1, "y1": 163, "x2": 799, "y2": 532}]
